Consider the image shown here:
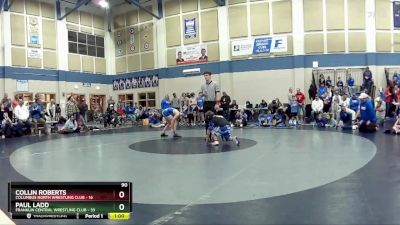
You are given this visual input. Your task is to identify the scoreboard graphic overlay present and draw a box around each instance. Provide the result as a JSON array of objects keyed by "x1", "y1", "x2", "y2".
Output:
[{"x1": 8, "y1": 182, "x2": 132, "y2": 220}]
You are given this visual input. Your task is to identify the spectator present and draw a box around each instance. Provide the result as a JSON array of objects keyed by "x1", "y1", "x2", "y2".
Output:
[
  {"x1": 295, "y1": 88, "x2": 305, "y2": 121},
  {"x1": 319, "y1": 74, "x2": 326, "y2": 86},
  {"x1": 349, "y1": 93, "x2": 360, "y2": 114},
  {"x1": 188, "y1": 93, "x2": 197, "y2": 126},
  {"x1": 55, "y1": 104, "x2": 61, "y2": 121},
  {"x1": 65, "y1": 96, "x2": 76, "y2": 119},
  {"x1": 125, "y1": 103, "x2": 136, "y2": 125},
  {"x1": 326, "y1": 76, "x2": 332, "y2": 87},
  {"x1": 318, "y1": 83, "x2": 328, "y2": 98},
  {"x1": 220, "y1": 92, "x2": 231, "y2": 120},
  {"x1": 273, "y1": 108, "x2": 286, "y2": 127},
  {"x1": 336, "y1": 103, "x2": 356, "y2": 130},
  {"x1": 308, "y1": 83, "x2": 317, "y2": 101},
  {"x1": 107, "y1": 96, "x2": 115, "y2": 108},
  {"x1": 289, "y1": 95, "x2": 298, "y2": 126},
  {"x1": 315, "y1": 113, "x2": 328, "y2": 128},
  {"x1": 78, "y1": 99, "x2": 88, "y2": 130},
  {"x1": 331, "y1": 91, "x2": 343, "y2": 119},
  {"x1": 11, "y1": 94, "x2": 19, "y2": 110},
  {"x1": 171, "y1": 93, "x2": 180, "y2": 110},
  {"x1": 104, "y1": 105, "x2": 118, "y2": 128},
  {"x1": 234, "y1": 109, "x2": 247, "y2": 128},
  {"x1": 342, "y1": 94, "x2": 350, "y2": 107},
  {"x1": 0, "y1": 104, "x2": 6, "y2": 138},
  {"x1": 259, "y1": 110, "x2": 273, "y2": 127},
  {"x1": 362, "y1": 67, "x2": 373, "y2": 95},
  {"x1": 197, "y1": 92, "x2": 205, "y2": 125},
  {"x1": 358, "y1": 93, "x2": 378, "y2": 132},
  {"x1": 2, "y1": 112, "x2": 22, "y2": 138},
  {"x1": 375, "y1": 97, "x2": 386, "y2": 127},
  {"x1": 30, "y1": 102, "x2": 47, "y2": 135},
  {"x1": 59, "y1": 115, "x2": 79, "y2": 134},
  {"x1": 46, "y1": 99, "x2": 56, "y2": 121},
  {"x1": 14, "y1": 100, "x2": 31, "y2": 135},
  {"x1": 311, "y1": 96, "x2": 324, "y2": 122},
  {"x1": 288, "y1": 88, "x2": 293, "y2": 102},
  {"x1": 117, "y1": 99, "x2": 125, "y2": 110},
  {"x1": 337, "y1": 77, "x2": 344, "y2": 91},
  {"x1": 259, "y1": 99, "x2": 268, "y2": 109},
  {"x1": 347, "y1": 75, "x2": 355, "y2": 95},
  {"x1": 391, "y1": 117, "x2": 400, "y2": 134}
]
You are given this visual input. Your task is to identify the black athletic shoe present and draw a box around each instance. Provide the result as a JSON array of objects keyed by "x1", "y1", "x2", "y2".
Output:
[
  {"x1": 161, "y1": 133, "x2": 168, "y2": 137},
  {"x1": 173, "y1": 134, "x2": 182, "y2": 138}
]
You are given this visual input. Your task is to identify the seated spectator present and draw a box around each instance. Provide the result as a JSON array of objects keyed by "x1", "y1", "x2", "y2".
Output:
[
  {"x1": 2, "y1": 112, "x2": 23, "y2": 138},
  {"x1": 55, "y1": 103, "x2": 61, "y2": 121},
  {"x1": 245, "y1": 101, "x2": 253, "y2": 119},
  {"x1": 234, "y1": 109, "x2": 248, "y2": 128},
  {"x1": 315, "y1": 113, "x2": 328, "y2": 128},
  {"x1": 342, "y1": 94, "x2": 350, "y2": 107},
  {"x1": 14, "y1": 100, "x2": 31, "y2": 135},
  {"x1": 358, "y1": 93, "x2": 378, "y2": 132},
  {"x1": 30, "y1": 102, "x2": 48, "y2": 135},
  {"x1": 336, "y1": 103, "x2": 356, "y2": 130},
  {"x1": 58, "y1": 115, "x2": 79, "y2": 134},
  {"x1": 117, "y1": 106, "x2": 126, "y2": 125},
  {"x1": 258, "y1": 110, "x2": 273, "y2": 127},
  {"x1": 229, "y1": 100, "x2": 239, "y2": 122},
  {"x1": 311, "y1": 96, "x2": 324, "y2": 122},
  {"x1": 322, "y1": 90, "x2": 332, "y2": 113},
  {"x1": 259, "y1": 99, "x2": 268, "y2": 109},
  {"x1": 104, "y1": 105, "x2": 118, "y2": 128},
  {"x1": 125, "y1": 103, "x2": 137, "y2": 124},
  {"x1": 149, "y1": 112, "x2": 165, "y2": 128},
  {"x1": 375, "y1": 97, "x2": 386, "y2": 127},
  {"x1": 273, "y1": 108, "x2": 286, "y2": 128},
  {"x1": 392, "y1": 117, "x2": 400, "y2": 134}
]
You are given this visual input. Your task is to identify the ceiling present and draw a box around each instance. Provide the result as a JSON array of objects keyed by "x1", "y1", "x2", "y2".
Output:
[{"x1": 49, "y1": 0, "x2": 154, "y2": 16}]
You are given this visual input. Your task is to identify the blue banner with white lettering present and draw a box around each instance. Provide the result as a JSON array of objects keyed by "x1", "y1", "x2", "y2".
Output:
[
  {"x1": 184, "y1": 18, "x2": 197, "y2": 39},
  {"x1": 253, "y1": 38, "x2": 273, "y2": 54},
  {"x1": 394, "y1": 2, "x2": 400, "y2": 28}
]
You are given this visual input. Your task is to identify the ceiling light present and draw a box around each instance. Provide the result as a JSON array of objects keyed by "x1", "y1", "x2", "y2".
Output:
[{"x1": 98, "y1": 0, "x2": 109, "y2": 8}]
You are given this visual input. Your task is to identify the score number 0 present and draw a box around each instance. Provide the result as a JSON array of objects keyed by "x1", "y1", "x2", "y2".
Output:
[{"x1": 118, "y1": 183, "x2": 129, "y2": 211}]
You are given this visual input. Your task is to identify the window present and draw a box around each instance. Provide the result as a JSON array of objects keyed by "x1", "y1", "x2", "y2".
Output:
[
  {"x1": 68, "y1": 31, "x2": 105, "y2": 58},
  {"x1": 138, "y1": 92, "x2": 156, "y2": 108}
]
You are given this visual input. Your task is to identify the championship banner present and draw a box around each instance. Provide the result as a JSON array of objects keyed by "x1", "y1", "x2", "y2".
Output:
[
  {"x1": 113, "y1": 80, "x2": 119, "y2": 91},
  {"x1": 394, "y1": 1, "x2": 400, "y2": 28},
  {"x1": 176, "y1": 44, "x2": 208, "y2": 65},
  {"x1": 119, "y1": 79, "x2": 126, "y2": 90},
  {"x1": 232, "y1": 39, "x2": 253, "y2": 57},
  {"x1": 113, "y1": 75, "x2": 158, "y2": 91},
  {"x1": 27, "y1": 17, "x2": 41, "y2": 48},
  {"x1": 184, "y1": 18, "x2": 197, "y2": 39}
]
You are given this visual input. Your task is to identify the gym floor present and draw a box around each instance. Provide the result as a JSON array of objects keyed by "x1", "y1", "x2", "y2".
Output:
[{"x1": 0, "y1": 123, "x2": 399, "y2": 225}]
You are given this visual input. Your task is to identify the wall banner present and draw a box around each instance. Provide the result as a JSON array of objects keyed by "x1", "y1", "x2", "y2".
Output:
[
  {"x1": 27, "y1": 16, "x2": 41, "y2": 48},
  {"x1": 176, "y1": 44, "x2": 207, "y2": 65},
  {"x1": 184, "y1": 18, "x2": 197, "y2": 39}
]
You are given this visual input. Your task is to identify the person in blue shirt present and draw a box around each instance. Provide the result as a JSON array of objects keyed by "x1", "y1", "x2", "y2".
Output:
[
  {"x1": 315, "y1": 113, "x2": 328, "y2": 128},
  {"x1": 30, "y1": 102, "x2": 48, "y2": 135},
  {"x1": 161, "y1": 95, "x2": 181, "y2": 137},
  {"x1": 125, "y1": 103, "x2": 136, "y2": 124},
  {"x1": 196, "y1": 93, "x2": 205, "y2": 125},
  {"x1": 273, "y1": 108, "x2": 286, "y2": 127},
  {"x1": 318, "y1": 83, "x2": 327, "y2": 98},
  {"x1": 347, "y1": 75, "x2": 356, "y2": 96},
  {"x1": 349, "y1": 93, "x2": 360, "y2": 114},
  {"x1": 358, "y1": 93, "x2": 377, "y2": 132}
]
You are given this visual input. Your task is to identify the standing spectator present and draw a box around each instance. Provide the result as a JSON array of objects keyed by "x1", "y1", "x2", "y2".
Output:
[
  {"x1": 331, "y1": 91, "x2": 343, "y2": 119},
  {"x1": 358, "y1": 93, "x2": 378, "y2": 132},
  {"x1": 375, "y1": 97, "x2": 386, "y2": 127},
  {"x1": 11, "y1": 94, "x2": 19, "y2": 110},
  {"x1": 295, "y1": 88, "x2": 305, "y2": 122},
  {"x1": 384, "y1": 86, "x2": 395, "y2": 117},
  {"x1": 116, "y1": 99, "x2": 125, "y2": 110},
  {"x1": 196, "y1": 92, "x2": 205, "y2": 125},
  {"x1": 318, "y1": 83, "x2": 328, "y2": 98},
  {"x1": 311, "y1": 96, "x2": 324, "y2": 122},
  {"x1": 171, "y1": 93, "x2": 180, "y2": 111},
  {"x1": 55, "y1": 104, "x2": 61, "y2": 121},
  {"x1": 347, "y1": 75, "x2": 355, "y2": 95},
  {"x1": 30, "y1": 101, "x2": 47, "y2": 135},
  {"x1": 289, "y1": 95, "x2": 299, "y2": 126},
  {"x1": 1, "y1": 93, "x2": 8, "y2": 105},
  {"x1": 326, "y1": 76, "x2": 332, "y2": 88},
  {"x1": 1, "y1": 104, "x2": 6, "y2": 138},
  {"x1": 288, "y1": 88, "x2": 293, "y2": 102},
  {"x1": 46, "y1": 99, "x2": 56, "y2": 121},
  {"x1": 362, "y1": 67, "x2": 373, "y2": 95},
  {"x1": 65, "y1": 96, "x2": 77, "y2": 119},
  {"x1": 220, "y1": 92, "x2": 231, "y2": 120},
  {"x1": 318, "y1": 74, "x2": 326, "y2": 86},
  {"x1": 79, "y1": 99, "x2": 89, "y2": 130},
  {"x1": 188, "y1": 93, "x2": 197, "y2": 126},
  {"x1": 201, "y1": 71, "x2": 221, "y2": 130},
  {"x1": 337, "y1": 77, "x2": 344, "y2": 94},
  {"x1": 107, "y1": 96, "x2": 115, "y2": 109},
  {"x1": 308, "y1": 83, "x2": 317, "y2": 101}
]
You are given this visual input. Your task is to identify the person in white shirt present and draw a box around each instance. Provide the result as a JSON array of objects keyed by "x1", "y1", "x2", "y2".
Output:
[
  {"x1": 46, "y1": 99, "x2": 56, "y2": 121},
  {"x1": 14, "y1": 100, "x2": 31, "y2": 133},
  {"x1": 331, "y1": 91, "x2": 343, "y2": 119},
  {"x1": 311, "y1": 96, "x2": 324, "y2": 122},
  {"x1": 59, "y1": 115, "x2": 78, "y2": 134}
]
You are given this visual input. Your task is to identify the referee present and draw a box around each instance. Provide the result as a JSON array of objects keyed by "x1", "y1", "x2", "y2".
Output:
[{"x1": 201, "y1": 71, "x2": 221, "y2": 130}]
